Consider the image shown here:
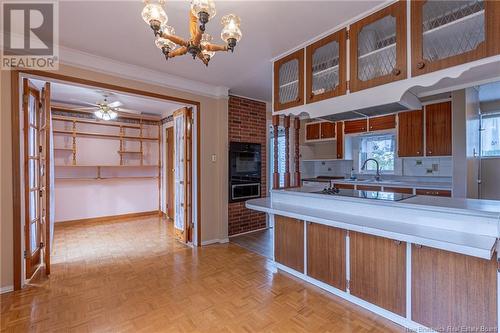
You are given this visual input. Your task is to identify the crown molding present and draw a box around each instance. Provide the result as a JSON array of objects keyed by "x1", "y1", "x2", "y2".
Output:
[{"x1": 59, "y1": 46, "x2": 230, "y2": 99}]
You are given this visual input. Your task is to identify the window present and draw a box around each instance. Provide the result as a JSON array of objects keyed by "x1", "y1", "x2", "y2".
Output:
[
  {"x1": 481, "y1": 114, "x2": 500, "y2": 157},
  {"x1": 269, "y1": 132, "x2": 286, "y2": 188},
  {"x1": 359, "y1": 134, "x2": 395, "y2": 173}
]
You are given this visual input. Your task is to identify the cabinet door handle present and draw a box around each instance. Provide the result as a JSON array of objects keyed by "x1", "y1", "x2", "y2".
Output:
[
  {"x1": 392, "y1": 68, "x2": 401, "y2": 76},
  {"x1": 393, "y1": 240, "x2": 402, "y2": 245},
  {"x1": 416, "y1": 61, "x2": 425, "y2": 69},
  {"x1": 416, "y1": 151, "x2": 420, "y2": 155}
]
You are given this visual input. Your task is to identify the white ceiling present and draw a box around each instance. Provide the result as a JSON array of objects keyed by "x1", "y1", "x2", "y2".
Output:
[
  {"x1": 58, "y1": 1, "x2": 385, "y2": 102},
  {"x1": 31, "y1": 79, "x2": 185, "y2": 116}
]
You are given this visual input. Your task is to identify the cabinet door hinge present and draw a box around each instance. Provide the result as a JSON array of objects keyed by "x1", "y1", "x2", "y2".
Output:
[
  {"x1": 40, "y1": 241, "x2": 44, "y2": 248},
  {"x1": 346, "y1": 30, "x2": 350, "y2": 40},
  {"x1": 39, "y1": 190, "x2": 43, "y2": 198},
  {"x1": 346, "y1": 80, "x2": 350, "y2": 91},
  {"x1": 39, "y1": 145, "x2": 43, "y2": 153},
  {"x1": 24, "y1": 250, "x2": 27, "y2": 259},
  {"x1": 346, "y1": 280, "x2": 350, "y2": 290}
]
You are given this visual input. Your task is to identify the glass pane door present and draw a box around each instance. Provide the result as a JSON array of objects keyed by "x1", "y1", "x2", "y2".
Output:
[
  {"x1": 278, "y1": 59, "x2": 299, "y2": 104},
  {"x1": 357, "y1": 15, "x2": 397, "y2": 82},
  {"x1": 422, "y1": 0, "x2": 485, "y2": 62},
  {"x1": 311, "y1": 41, "x2": 339, "y2": 96}
]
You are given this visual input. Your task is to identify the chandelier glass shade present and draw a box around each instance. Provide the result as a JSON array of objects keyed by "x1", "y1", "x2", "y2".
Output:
[
  {"x1": 141, "y1": 0, "x2": 168, "y2": 32},
  {"x1": 142, "y1": 0, "x2": 242, "y2": 66}
]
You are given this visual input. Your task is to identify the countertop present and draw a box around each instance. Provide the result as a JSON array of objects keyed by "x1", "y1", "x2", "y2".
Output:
[
  {"x1": 329, "y1": 178, "x2": 452, "y2": 190},
  {"x1": 279, "y1": 187, "x2": 499, "y2": 217}
]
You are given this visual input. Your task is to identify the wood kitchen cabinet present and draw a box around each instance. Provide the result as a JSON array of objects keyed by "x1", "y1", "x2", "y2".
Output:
[
  {"x1": 415, "y1": 189, "x2": 451, "y2": 197},
  {"x1": 344, "y1": 119, "x2": 367, "y2": 134},
  {"x1": 349, "y1": 1, "x2": 407, "y2": 92},
  {"x1": 336, "y1": 122, "x2": 344, "y2": 159},
  {"x1": 305, "y1": 121, "x2": 335, "y2": 142},
  {"x1": 332, "y1": 182, "x2": 354, "y2": 190},
  {"x1": 356, "y1": 185, "x2": 382, "y2": 192},
  {"x1": 305, "y1": 122, "x2": 320, "y2": 141},
  {"x1": 306, "y1": 29, "x2": 347, "y2": 104},
  {"x1": 320, "y1": 122, "x2": 335, "y2": 139},
  {"x1": 412, "y1": 245, "x2": 497, "y2": 331},
  {"x1": 368, "y1": 114, "x2": 396, "y2": 131},
  {"x1": 274, "y1": 215, "x2": 304, "y2": 272},
  {"x1": 383, "y1": 186, "x2": 413, "y2": 194},
  {"x1": 398, "y1": 110, "x2": 424, "y2": 157},
  {"x1": 307, "y1": 223, "x2": 346, "y2": 290},
  {"x1": 349, "y1": 232, "x2": 406, "y2": 316},
  {"x1": 426, "y1": 101, "x2": 452, "y2": 156},
  {"x1": 411, "y1": 0, "x2": 500, "y2": 77},
  {"x1": 273, "y1": 49, "x2": 304, "y2": 112}
]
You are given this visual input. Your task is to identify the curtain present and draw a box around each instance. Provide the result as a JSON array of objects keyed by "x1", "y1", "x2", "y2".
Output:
[{"x1": 173, "y1": 114, "x2": 185, "y2": 232}]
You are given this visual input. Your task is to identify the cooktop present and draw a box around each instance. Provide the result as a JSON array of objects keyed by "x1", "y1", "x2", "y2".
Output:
[{"x1": 313, "y1": 188, "x2": 415, "y2": 202}]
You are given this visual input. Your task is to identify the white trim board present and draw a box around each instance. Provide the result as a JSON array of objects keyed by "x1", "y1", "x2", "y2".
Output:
[
  {"x1": 201, "y1": 238, "x2": 229, "y2": 246},
  {"x1": 1, "y1": 285, "x2": 14, "y2": 294},
  {"x1": 59, "y1": 46, "x2": 229, "y2": 99}
]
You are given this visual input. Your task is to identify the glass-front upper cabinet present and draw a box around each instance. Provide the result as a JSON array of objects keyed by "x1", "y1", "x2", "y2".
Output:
[
  {"x1": 306, "y1": 29, "x2": 347, "y2": 104},
  {"x1": 411, "y1": 0, "x2": 500, "y2": 76},
  {"x1": 273, "y1": 49, "x2": 304, "y2": 112},
  {"x1": 349, "y1": 1, "x2": 407, "y2": 92}
]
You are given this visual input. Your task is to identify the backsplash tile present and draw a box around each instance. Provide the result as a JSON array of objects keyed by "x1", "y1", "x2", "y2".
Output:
[{"x1": 403, "y1": 157, "x2": 452, "y2": 177}]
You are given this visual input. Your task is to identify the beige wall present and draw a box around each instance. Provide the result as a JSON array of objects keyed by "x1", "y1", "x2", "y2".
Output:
[{"x1": 0, "y1": 64, "x2": 229, "y2": 289}]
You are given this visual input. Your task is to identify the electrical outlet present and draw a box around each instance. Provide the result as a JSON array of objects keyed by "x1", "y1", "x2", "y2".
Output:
[
  {"x1": 416, "y1": 160, "x2": 423, "y2": 166},
  {"x1": 211, "y1": 154, "x2": 217, "y2": 162},
  {"x1": 426, "y1": 168, "x2": 433, "y2": 174}
]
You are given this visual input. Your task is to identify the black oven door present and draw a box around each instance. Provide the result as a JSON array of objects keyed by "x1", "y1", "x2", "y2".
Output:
[{"x1": 229, "y1": 142, "x2": 262, "y2": 179}]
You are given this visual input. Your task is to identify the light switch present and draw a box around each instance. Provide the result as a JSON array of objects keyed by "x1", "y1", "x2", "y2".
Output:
[{"x1": 211, "y1": 154, "x2": 217, "y2": 162}]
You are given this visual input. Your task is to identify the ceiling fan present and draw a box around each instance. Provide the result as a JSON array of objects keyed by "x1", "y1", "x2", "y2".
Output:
[{"x1": 71, "y1": 92, "x2": 140, "y2": 121}]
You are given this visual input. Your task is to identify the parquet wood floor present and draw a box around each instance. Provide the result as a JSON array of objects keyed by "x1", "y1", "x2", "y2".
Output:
[{"x1": 1, "y1": 216, "x2": 403, "y2": 332}]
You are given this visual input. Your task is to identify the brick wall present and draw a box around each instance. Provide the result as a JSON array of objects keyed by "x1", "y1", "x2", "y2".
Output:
[{"x1": 228, "y1": 95, "x2": 267, "y2": 236}]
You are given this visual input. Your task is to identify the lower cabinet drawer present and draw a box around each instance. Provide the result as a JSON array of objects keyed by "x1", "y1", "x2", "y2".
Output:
[
  {"x1": 349, "y1": 232, "x2": 406, "y2": 316},
  {"x1": 274, "y1": 215, "x2": 304, "y2": 273},
  {"x1": 333, "y1": 183, "x2": 355, "y2": 190},
  {"x1": 356, "y1": 185, "x2": 382, "y2": 191},
  {"x1": 306, "y1": 222, "x2": 346, "y2": 291},
  {"x1": 383, "y1": 186, "x2": 413, "y2": 194},
  {"x1": 412, "y1": 245, "x2": 497, "y2": 331},
  {"x1": 415, "y1": 189, "x2": 451, "y2": 197}
]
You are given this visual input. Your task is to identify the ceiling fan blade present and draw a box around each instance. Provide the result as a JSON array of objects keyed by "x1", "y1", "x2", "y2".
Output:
[
  {"x1": 68, "y1": 100, "x2": 99, "y2": 107},
  {"x1": 70, "y1": 107, "x2": 97, "y2": 111},
  {"x1": 116, "y1": 108, "x2": 142, "y2": 115},
  {"x1": 107, "y1": 101, "x2": 123, "y2": 108}
]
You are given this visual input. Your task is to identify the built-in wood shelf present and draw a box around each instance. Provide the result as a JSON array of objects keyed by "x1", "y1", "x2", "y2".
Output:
[
  {"x1": 53, "y1": 129, "x2": 159, "y2": 141},
  {"x1": 55, "y1": 176, "x2": 159, "y2": 180},
  {"x1": 117, "y1": 151, "x2": 143, "y2": 154},
  {"x1": 55, "y1": 165, "x2": 158, "y2": 168}
]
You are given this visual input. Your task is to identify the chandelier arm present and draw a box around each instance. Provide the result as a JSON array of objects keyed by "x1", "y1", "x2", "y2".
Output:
[
  {"x1": 160, "y1": 33, "x2": 189, "y2": 47},
  {"x1": 203, "y1": 43, "x2": 228, "y2": 52},
  {"x1": 189, "y1": 11, "x2": 203, "y2": 46},
  {"x1": 196, "y1": 52, "x2": 209, "y2": 66},
  {"x1": 168, "y1": 46, "x2": 188, "y2": 58}
]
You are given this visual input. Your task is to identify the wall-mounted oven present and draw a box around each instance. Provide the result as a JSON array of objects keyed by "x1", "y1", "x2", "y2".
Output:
[{"x1": 229, "y1": 142, "x2": 262, "y2": 202}]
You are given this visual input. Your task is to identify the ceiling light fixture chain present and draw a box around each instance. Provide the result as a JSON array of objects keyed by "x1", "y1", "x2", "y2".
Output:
[{"x1": 141, "y1": 0, "x2": 242, "y2": 66}]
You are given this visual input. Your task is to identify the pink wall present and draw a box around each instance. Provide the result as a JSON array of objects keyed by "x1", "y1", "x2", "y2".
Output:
[{"x1": 54, "y1": 178, "x2": 158, "y2": 222}]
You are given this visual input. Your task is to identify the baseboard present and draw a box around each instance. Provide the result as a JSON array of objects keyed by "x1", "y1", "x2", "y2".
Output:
[
  {"x1": 1, "y1": 285, "x2": 14, "y2": 294},
  {"x1": 229, "y1": 227, "x2": 270, "y2": 238},
  {"x1": 55, "y1": 210, "x2": 159, "y2": 225},
  {"x1": 201, "y1": 238, "x2": 229, "y2": 246}
]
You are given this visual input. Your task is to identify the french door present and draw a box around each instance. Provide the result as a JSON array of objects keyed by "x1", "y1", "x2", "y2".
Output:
[
  {"x1": 23, "y1": 78, "x2": 52, "y2": 279},
  {"x1": 173, "y1": 108, "x2": 193, "y2": 243}
]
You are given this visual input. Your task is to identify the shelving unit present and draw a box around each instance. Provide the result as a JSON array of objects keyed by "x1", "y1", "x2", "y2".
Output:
[{"x1": 52, "y1": 114, "x2": 160, "y2": 181}]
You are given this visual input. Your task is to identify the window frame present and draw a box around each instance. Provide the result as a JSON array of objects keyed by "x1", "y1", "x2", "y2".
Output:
[
  {"x1": 357, "y1": 133, "x2": 397, "y2": 174},
  {"x1": 480, "y1": 113, "x2": 500, "y2": 158}
]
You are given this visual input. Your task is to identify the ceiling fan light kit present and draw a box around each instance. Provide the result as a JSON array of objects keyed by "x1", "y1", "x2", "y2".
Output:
[{"x1": 142, "y1": 0, "x2": 242, "y2": 66}]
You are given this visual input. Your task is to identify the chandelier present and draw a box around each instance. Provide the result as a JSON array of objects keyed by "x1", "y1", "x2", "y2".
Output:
[{"x1": 141, "y1": 0, "x2": 243, "y2": 66}]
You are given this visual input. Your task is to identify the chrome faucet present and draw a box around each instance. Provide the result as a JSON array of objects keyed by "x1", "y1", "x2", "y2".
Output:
[{"x1": 361, "y1": 158, "x2": 381, "y2": 181}]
